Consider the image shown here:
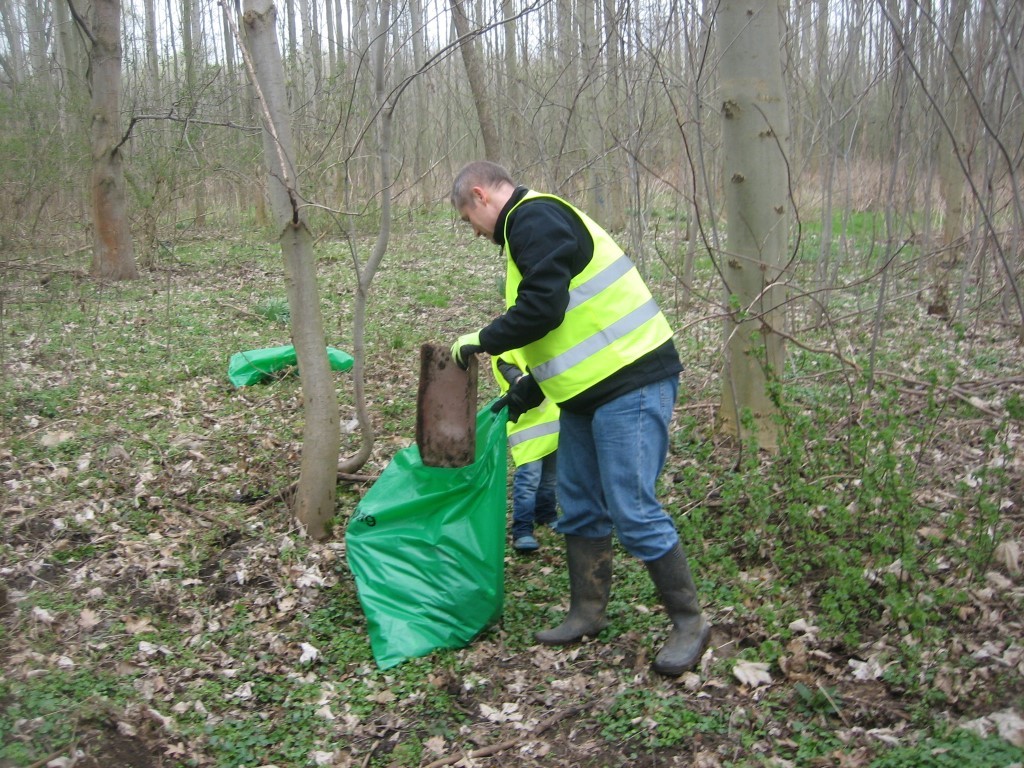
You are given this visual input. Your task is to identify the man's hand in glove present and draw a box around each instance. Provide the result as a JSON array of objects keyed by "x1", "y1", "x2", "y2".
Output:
[
  {"x1": 450, "y1": 331, "x2": 483, "y2": 370},
  {"x1": 491, "y1": 374, "x2": 545, "y2": 423}
]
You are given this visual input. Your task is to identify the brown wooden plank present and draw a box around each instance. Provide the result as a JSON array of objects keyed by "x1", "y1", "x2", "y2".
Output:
[{"x1": 416, "y1": 343, "x2": 478, "y2": 467}]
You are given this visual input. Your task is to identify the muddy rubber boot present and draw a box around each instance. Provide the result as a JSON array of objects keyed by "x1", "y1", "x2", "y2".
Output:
[
  {"x1": 645, "y1": 543, "x2": 711, "y2": 676},
  {"x1": 535, "y1": 535, "x2": 613, "y2": 645}
]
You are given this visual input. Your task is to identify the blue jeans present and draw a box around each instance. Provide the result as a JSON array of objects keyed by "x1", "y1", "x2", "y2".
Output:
[
  {"x1": 511, "y1": 451, "x2": 558, "y2": 539},
  {"x1": 554, "y1": 376, "x2": 680, "y2": 562}
]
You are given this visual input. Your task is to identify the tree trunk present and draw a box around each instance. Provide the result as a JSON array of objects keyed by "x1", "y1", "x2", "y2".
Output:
[
  {"x1": 241, "y1": 0, "x2": 341, "y2": 540},
  {"x1": 221, "y1": 3, "x2": 237, "y2": 117},
  {"x1": 54, "y1": 0, "x2": 88, "y2": 133},
  {"x1": 409, "y1": 0, "x2": 428, "y2": 205},
  {"x1": 580, "y1": 0, "x2": 608, "y2": 226},
  {"x1": 450, "y1": 0, "x2": 501, "y2": 161},
  {"x1": 143, "y1": 0, "x2": 160, "y2": 106},
  {"x1": 602, "y1": 0, "x2": 626, "y2": 231},
  {"x1": 181, "y1": 0, "x2": 208, "y2": 228},
  {"x1": 0, "y1": 0, "x2": 25, "y2": 85},
  {"x1": 715, "y1": 0, "x2": 789, "y2": 451},
  {"x1": 298, "y1": 0, "x2": 316, "y2": 112},
  {"x1": 935, "y1": 1, "x2": 968, "y2": 283},
  {"x1": 87, "y1": 0, "x2": 138, "y2": 281},
  {"x1": 24, "y1": 0, "x2": 46, "y2": 76},
  {"x1": 339, "y1": 0, "x2": 394, "y2": 475},
  {"x1": 501, "y1": 0, "x2": 522, "y2": 167}
]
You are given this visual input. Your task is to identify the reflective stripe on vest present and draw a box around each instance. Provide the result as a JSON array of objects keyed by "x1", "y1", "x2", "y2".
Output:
[
  {"x1": 507, "y1": 414, "x2": 559, "y2": 466},
  {"x1": 564, "y1": 253, "x2": 635, "y2": 312},
  {"x1": 531, "y1": 297, "x2": 662, "y2": 382},
  {"x1": 491, "y1": 350, "x2": 560, "y2": 466},
  {"x1": 503, "y1": 191, "x2": 673, "y2": 403}
]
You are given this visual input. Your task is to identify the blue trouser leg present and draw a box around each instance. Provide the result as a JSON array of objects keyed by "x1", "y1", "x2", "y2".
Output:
[
  {"x1": 554, "y1": 376, "x2": 679, "y2": 561},
  {"x1": 534, "y1": 451, "x2": 558, "y2": 525},
  {"x1": 511, "y1": 459, "x2": 542, "y2": 539}
]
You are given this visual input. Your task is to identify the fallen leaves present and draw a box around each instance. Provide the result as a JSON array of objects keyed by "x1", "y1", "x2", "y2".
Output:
[
  {"x1": 299, "y1": 642, "x2": 320, "y2": 664},
  {"x1": 733, "y1": 659, "x2": 773, "y2": 688},
  {"x1": 3, "y1": 234, "x2": 1024, "y2": 768},
  {"x1": 994, "y1": 541, "x2": 1021, "y2": 574},
  {"x1": 124, "y1": 614, "x2": 155, "y2": 634},
  {"x1": 961, "y1": 709, "x2": 1024, "y2": 748},
  {"x1": 40, "y1": 430, "x2": 76, "y2": 447},
  {"x1": 78, "y1": 608, "x2": 101, "y2": 631}
]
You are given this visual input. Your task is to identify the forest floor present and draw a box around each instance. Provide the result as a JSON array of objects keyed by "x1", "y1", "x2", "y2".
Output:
[{"x1": 2, "y1": 221, "x2": 1024, "y2": 767}]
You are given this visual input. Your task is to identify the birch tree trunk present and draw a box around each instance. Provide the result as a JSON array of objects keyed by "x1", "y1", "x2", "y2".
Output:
[
  {"x1": 240, "y1": 0, "x2": 340, "y2": 540},
  {"x1": 715, "y1": 0, "x2": 789, "y2": 451},
  {"x1": 87, "y1": 0, "x2": 139, "y2": 281}
]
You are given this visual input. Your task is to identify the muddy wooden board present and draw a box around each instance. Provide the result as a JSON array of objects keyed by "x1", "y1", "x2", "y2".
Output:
[{"x1": 416, "y1": 343, "x2": 478, "y2": 467}]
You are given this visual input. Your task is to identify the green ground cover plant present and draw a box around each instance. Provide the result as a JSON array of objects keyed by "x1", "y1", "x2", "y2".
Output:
[{"x1": 1, "y1": 214, "x2": 1022, "y2": 767}]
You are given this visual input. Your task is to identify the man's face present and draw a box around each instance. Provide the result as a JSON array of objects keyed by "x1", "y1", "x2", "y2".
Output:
[{"x1": 458, "y1": 186, "x2": 501, "y2": 243}]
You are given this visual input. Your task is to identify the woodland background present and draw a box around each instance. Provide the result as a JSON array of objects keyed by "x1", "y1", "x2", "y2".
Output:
[{"x1": 2, "y1": 0, "x2": 1021, "y2": 289}]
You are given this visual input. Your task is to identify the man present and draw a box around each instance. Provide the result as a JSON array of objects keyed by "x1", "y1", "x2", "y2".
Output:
[{"x1": 449, "y1": 160, "x2": 710, "y2": 676}]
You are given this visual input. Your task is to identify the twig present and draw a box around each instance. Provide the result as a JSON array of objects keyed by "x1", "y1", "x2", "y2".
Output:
[
  {"x1": 816, "y1": 681, "x2": 850, "y2": 728},
  {"x1": 360, "y1": 738, "x2": 381, "y2": 768},
  {"x1": 66, "y1": 0, "x2": 95, "y2": 45},
  {"x1": 339, "y1": 472, "x2": 378, "y2": 483},
  {"x1": 170, "y1": 499, "x2": 224, "y2": 525},
  {"x1": 248, "y1": 482, "x2": 297, "y2": 514},
  {"x1": 247, "y1": 471, "x2": 378, "y2": 514},
  {"x1": 877, "y1": 370, "x2": 1005, "y2": 417},
  {"x1": 26, "y1": 749, "x2": 69, "y2": 768},
  {"x1": 218, "y1": 301, "x2": 266, "y2": 321},
  {"x1": 421, "y1": 702, "x2": 591, "y2": 768}
]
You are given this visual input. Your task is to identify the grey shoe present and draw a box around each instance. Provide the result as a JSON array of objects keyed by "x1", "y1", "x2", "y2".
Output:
[
  {"x1": 645, "y1": 543, "x2": 711, "y2": 676},
  {"x1": 513, "y1": 535, "x2": 539, "y2": 551},
  {"x1": 535, "y1": 535, "x2": 613, "y2": 644}
]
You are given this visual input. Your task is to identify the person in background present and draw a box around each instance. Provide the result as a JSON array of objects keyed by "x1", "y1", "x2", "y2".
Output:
[
  {"x1": 493, "y1": 350, "x2": 559, "y2": 552},
  {"x1": 450, "y1": 160, "x2": 710, "y2": 676}
]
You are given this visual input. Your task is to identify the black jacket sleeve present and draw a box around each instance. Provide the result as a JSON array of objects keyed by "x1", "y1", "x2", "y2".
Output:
[{"x1": 494, "y1": 358, "x2": 524, "y2": 387}]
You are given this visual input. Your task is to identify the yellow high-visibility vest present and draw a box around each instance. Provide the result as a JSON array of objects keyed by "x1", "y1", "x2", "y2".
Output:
[
  {"x1": 492, "y1": 349, "x2": 559, "y2": 467},
  {"x1": 502, "y1": 191, "x2": 674, "y2": 403}
]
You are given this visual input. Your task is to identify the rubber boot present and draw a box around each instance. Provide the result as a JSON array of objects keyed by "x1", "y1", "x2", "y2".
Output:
[
  {"x1": 535, "y1": 535, "x2": 613, "y2": 645},
  {"x1": 645, "y1": 543, "x2": 711, "y2": 676}
]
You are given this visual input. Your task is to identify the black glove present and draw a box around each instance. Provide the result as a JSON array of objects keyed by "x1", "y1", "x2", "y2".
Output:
[{"x1": 491, "y1": 374, "x2": 545, "y2": 423}]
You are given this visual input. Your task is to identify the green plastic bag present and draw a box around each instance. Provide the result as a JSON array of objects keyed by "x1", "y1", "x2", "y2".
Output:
[
  {"x1": 345, "y1": 403, "x2": 508, "y2": 669},
  {"x1": 227, "y1": 345, "x2": 354, "y2": 387}
]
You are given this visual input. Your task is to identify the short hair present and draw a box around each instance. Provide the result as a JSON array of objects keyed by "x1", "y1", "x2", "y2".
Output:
[{"x1": 451, "y1": 161, "x2": 515, "y2": 209}]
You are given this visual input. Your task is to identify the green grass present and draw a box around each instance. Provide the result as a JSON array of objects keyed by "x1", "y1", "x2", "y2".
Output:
[
  {"x1": 869, "y1": 728, "x2": 1024, "y2": 768},
  {"x1": 598, "y1": 688, "x2": 729, "y2": 748}
]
